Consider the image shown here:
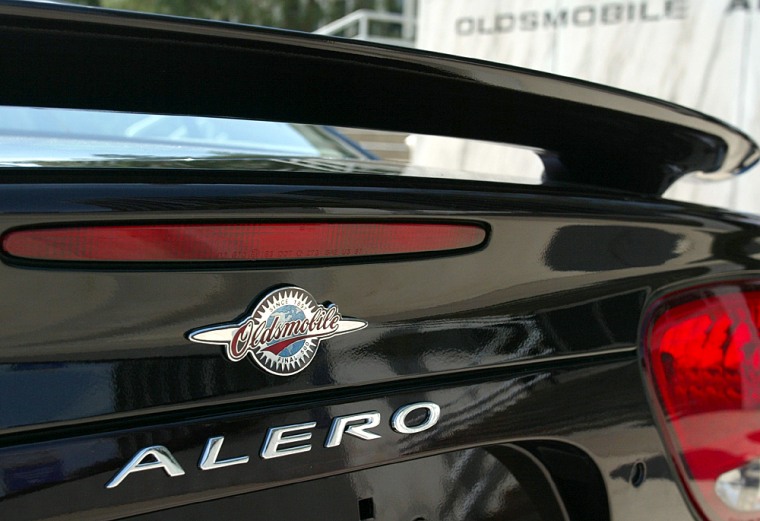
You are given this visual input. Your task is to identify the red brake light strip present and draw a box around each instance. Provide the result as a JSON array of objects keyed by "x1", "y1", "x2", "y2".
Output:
[{"x1": 1, "y1": 222, "x2": 486, "y2": 262}]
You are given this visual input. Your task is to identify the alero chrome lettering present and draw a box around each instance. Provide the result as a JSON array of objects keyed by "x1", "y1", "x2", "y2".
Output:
[
  {"x1": 105, "y1": 402, "x2": 440, "y2": 489},
  {"x1": 187, "y1": 286, "x2": 367, "y2": 376}
]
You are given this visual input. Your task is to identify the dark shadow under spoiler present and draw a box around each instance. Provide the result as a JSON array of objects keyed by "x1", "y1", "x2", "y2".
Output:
[{"x1": 0, "y1": 0, "x2": 757, "y2": 195}]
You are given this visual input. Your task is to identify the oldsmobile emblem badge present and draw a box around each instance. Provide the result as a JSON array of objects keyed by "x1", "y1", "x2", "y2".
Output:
[{"x1": 187, "y1": 286, "x2": 367, "y2": 376}]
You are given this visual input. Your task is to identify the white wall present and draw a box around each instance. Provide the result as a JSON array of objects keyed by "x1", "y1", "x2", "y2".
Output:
[{"x1": 415, "y1": 0, "x2": 760, "y2": 213}]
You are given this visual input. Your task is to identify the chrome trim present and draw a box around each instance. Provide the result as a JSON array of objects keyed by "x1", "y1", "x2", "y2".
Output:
[
  {"x1": 324, "y1": 411, "x2": 382, "y2": 448},
  {"x1": 187, "y1": 286, "x2": 367, "y2": 377},
  {"x1": 105, "y1": 445, "x2": 185, "y2": 489},
  {"x1": 391, "y1": 402, "x2": 440, "y2": 434},
  {"x1": 260, "y1": 422, "x2": 317, "y2": 460},
  {"x1": 198, "y1": 436, "x2": 250, "y2": 470}
]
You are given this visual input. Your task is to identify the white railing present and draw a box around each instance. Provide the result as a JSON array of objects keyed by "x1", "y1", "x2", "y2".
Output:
[{"x1": 314, "y1": 8, "x2": 415, "y2": 47}]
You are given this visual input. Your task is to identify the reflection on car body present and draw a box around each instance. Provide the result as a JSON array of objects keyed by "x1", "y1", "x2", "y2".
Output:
[{"x1": 0, "y1": 2, "x2": 758, "y2": 521}]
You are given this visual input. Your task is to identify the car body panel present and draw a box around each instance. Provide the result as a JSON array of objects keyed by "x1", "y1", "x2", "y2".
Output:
[
  {"x1": 3, "y1": 359, "x2": 685, "y2": 521},
  {"x1": 0, "y1": 171, "x2": 757, "y2": 521},
  {"x1": 1, "y1": 173, "x2": 758, "y2": 434},
  {"x1": 1, "y1": 2, "x2": 760, "y2": 521}
]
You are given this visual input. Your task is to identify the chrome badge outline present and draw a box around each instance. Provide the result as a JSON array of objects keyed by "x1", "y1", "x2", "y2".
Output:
[{"x1": 187, "y1": 286, "x2": 367, "y2": 376}]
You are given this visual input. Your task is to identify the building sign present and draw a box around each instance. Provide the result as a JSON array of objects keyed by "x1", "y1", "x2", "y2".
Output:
[{"x1": 415, "y1": 0, "x2": 760, "y2": 213}]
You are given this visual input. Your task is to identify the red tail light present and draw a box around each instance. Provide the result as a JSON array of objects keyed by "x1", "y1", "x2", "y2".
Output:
[
  {"x1": 644, "y1": 282, "x2": 760, "y2": 520},
  {"x1": 1, "y1": 222, "x2": 486, "y2": 262}
]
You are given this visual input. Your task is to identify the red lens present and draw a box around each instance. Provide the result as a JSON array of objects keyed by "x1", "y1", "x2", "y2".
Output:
[
  {"x1": 1, "y1": 222, "x2": 486, "y2": 262},
  {"x1": 644, "y1": 283, "x2": 760, "y2": 520}
]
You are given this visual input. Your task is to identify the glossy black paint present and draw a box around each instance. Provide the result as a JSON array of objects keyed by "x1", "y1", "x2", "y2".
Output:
[
  {"x1": 0, "y1": 169, "x2": 758, "y2": 520},
  {"x1": 1, "y1": 3, "x2": 760, "y2": 521},
  {"x1": 0, "y1": 1, "x2": 757, "y2": 194},
  {"x1": 2, "y1": 172, "x2": 760, "y2": 434},
  {"x1": 131, "y1": 445, "x2": 567, "y2": 521},
  {"x1": 1, "y1": 358, "x2": 685, "y2": 521}
]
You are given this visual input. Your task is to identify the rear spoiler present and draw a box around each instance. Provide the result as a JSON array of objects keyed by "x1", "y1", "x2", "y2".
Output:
[{"x1": 0, "y1": 1, "x2": 757, "y2": 195}]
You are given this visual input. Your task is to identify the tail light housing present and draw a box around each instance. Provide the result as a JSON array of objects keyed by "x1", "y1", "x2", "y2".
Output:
[{"x1": 643, "y1": 281, "x2": 760, "y2": 521}]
